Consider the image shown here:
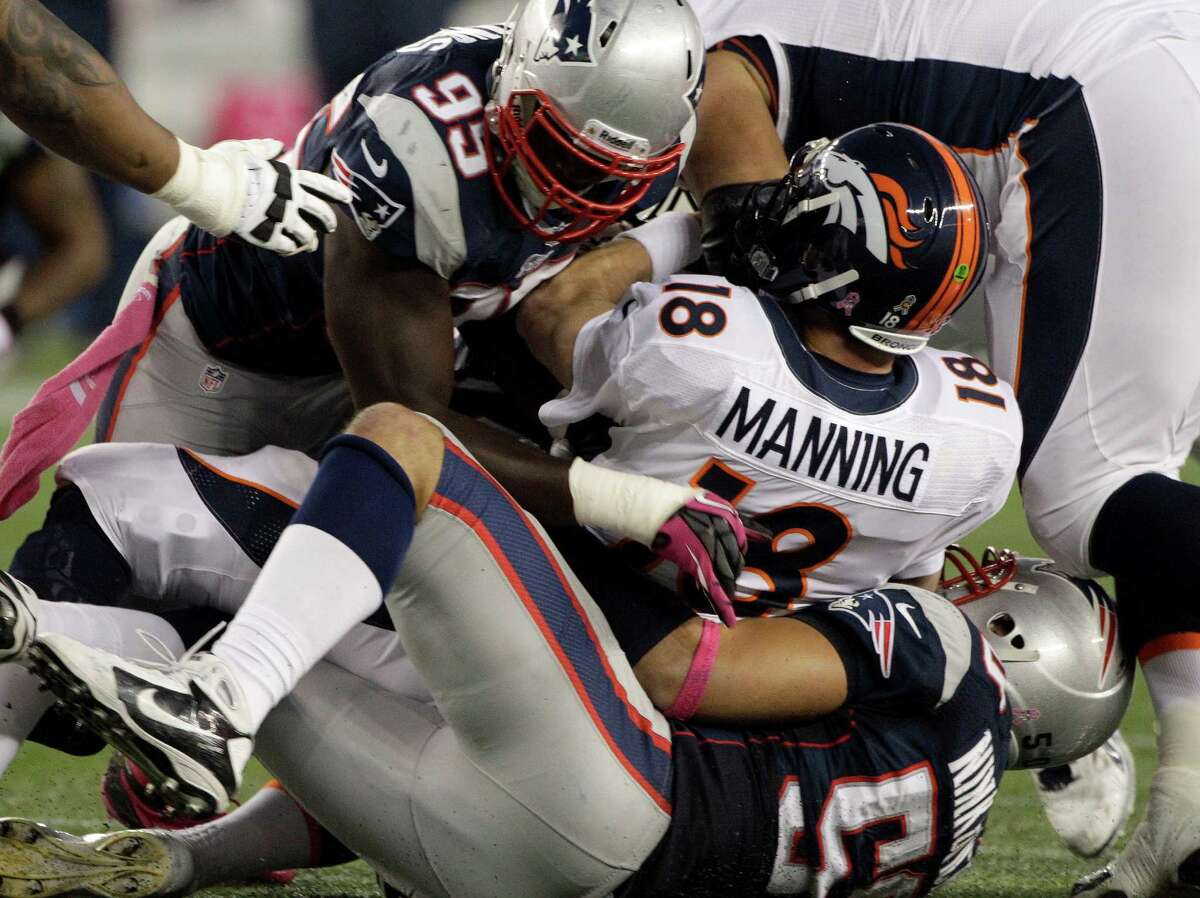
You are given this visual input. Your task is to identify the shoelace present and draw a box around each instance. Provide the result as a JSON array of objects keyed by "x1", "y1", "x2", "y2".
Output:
[{"x1": 135, "y1": 621, "x2": 227, "y2": 675}]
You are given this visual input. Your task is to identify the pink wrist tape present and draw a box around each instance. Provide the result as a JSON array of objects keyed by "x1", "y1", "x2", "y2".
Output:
[{"x1": 664, "y1": 619, "x2": 721, "y2": 720}]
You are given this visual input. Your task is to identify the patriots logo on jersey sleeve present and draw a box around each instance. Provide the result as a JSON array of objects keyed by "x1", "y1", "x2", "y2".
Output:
[
  {"x1": 534, "y1": 0, "x2": 596, "y2": 64},
  {"x1": 829, "y1": 590, "x2": 909, "y2": 679},
  {"x1": 330, "y1": 148, "x2": 407, "y2": 241}
]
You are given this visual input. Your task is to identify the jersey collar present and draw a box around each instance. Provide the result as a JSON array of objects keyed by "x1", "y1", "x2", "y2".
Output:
[{"x1": 757, "y1": 296, "x2": 919, "y2": 414}]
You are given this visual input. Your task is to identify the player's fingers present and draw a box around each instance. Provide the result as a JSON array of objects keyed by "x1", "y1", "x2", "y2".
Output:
[
  {"x1": 743, "y1": 516, "x2": 772, "y2": 543},
  {"x1": 693, "y1": 519, "x2": 720, "y2": 565},
  {"x1": 708, "y1": 581, "x2": 737, "y2": 629},
  {"x1": 295, "y1": 169, "x2": 354, "y2": 206},
  {"x1": 715, "y1": 523, "x2": 744, "y2": 574},
  {"x1": 238, "y1": 138, "x2": 285, "y2": 161},
  {"x1": 281, "y1": 219, "x2": 319, "y2": 254},
  {"x1": 296, "y1": 192, "x2": 339, "y2": 235},
  {"x1": 713, "y1": 540, "x2": 738, "y2": 588}
]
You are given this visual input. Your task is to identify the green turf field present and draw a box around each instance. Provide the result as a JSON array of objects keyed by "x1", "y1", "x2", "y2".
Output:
[{"x1": 0, "y1": 328, "x2": 1173, "y2": 898}]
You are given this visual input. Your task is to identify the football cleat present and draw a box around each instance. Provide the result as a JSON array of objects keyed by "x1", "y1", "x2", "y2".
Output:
[
  {"x1": 0, "y1": 818, "x2": 194, "y2": 898},
  {"x1": 1036, "y1": 731, "x2": 1137, "y2": 859},
  {"x1": 1072, "y1": 765, "x2": 1200, "y2": 897},
  {"x1": 0, "y1": 570, "x2": 39, "y2": 664},
  {"x1": 101, "y1": 755, "x2": 295, "y2": 886},
  {"x1": 29, "y1": 633, "x2": 253, "y2": 816}
]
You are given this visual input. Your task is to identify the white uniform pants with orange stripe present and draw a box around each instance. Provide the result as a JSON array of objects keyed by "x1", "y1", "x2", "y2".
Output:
[
  {"x1": 96, "y1": 217, "x2": 351, "y2": 458},
  {"x1": 964, "y1": 36, "x2": 1200, "y2": 576},
  {"x1": 254, "y1": 432, "x2": 673, "y2": 898}
]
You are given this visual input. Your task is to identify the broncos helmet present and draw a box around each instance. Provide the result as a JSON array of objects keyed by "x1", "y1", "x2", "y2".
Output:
[
  {"x1": 941, "y1": 546, "x2": 1133, "y2": 770},
  {"x1": 728, "y1": 123, "x2": 989, "y2": 355},
  {"x1": 487, "y1": 0, "x2": 705, "y2": 241}
]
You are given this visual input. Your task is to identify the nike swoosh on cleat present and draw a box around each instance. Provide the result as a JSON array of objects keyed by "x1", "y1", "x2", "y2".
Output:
[
  {"x1": 133, "y1": 688, "x2": 207, "y2": 735},
  {"x1": 117, "y1": 669, "x2": 241, "y2": 798}
]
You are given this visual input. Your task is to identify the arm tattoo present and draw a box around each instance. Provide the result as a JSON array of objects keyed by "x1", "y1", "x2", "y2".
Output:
[{"x1": 0, "y1": 0, "x2": 115, "y2": 122}]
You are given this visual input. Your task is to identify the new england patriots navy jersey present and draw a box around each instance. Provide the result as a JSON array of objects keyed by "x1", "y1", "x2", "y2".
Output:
[
  {"x1": 621, "y1": 587, "x2": 1011, "y2": 898},
  {"x1": 170, "y1": 26, "x2": 591, "y2": 376}
]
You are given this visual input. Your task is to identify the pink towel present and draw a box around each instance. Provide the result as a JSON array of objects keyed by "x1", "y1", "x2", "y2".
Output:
[{"x1": 0, "y1": 282, "x2": 158, "y2": 519}]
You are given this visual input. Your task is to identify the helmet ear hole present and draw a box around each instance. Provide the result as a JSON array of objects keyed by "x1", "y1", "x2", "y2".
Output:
[
  {"x1": 1010, "y1": 634, "x2": 1026, "y2": 650},
  {"x1": 988, "y1": 612, "x2": 1016, "y2": 637},
  {"x1": 921, "y1": 196, "x2": 936, "y2": 223}
]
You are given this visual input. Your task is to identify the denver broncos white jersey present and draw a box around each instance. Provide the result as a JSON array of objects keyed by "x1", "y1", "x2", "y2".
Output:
[
  {"x1": 57, "y1": 442, "x2": 316, "y2": 614},
  {"x1": 690, "y1": 0, "x2": 1198, "y2": 93},
  {"x1": 541, "y1": 277, "x2": 1021, "y2": 615}
]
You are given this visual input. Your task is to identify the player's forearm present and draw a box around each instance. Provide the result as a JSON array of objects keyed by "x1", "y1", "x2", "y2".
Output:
[
  {"x1": 636, "y1": 616, "x2": 849, "y2": 724},
  {"x1": 681, "y1": 51, "x2": 789, "y2": 199},
  {"x1": 0, "y1": 0, "x2": 178, "y2": 193},
  {"x1": 435, "y1": 407, "x2": 578, "y2": 526},
  {"x1": 519, "y1": 239, "x2": 652, "y2": 387}
]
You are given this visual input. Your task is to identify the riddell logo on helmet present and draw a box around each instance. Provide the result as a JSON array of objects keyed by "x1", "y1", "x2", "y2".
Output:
[{"x1": 595, "y1": 128, "x2": 637, "y2": 151}]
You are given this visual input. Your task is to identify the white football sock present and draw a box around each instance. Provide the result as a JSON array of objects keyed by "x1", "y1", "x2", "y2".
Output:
[
  {"x1": 1142, "y1": 640, "x2": 1200, "y2": 769},
  {"x1": 170, "y1": 782, "x2": 324, "y2": 890},
  {"x1": 0, "y1": 665, "x2": 54, "y2": 776},
  {"x1": 1142, "y1": 645, "x2": 1200, "y2": 717},
  {"x1": 1156, "y1": 701, "x2": 1200, "y2": 770},
  {"x1": 1, "y1": 602, "x2": 182, "y2": 777},
  {"x1": 212, "y1": 525, "x2": 383, "y2": 732}
]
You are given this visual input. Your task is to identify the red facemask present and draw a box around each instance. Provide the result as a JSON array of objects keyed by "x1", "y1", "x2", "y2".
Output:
[
  {"x1": 486, "y1": 88, "x2": 684, "y2": 242},
  {"x1": 940, "y1": 544, "x2": 1018, "y2": 605}
]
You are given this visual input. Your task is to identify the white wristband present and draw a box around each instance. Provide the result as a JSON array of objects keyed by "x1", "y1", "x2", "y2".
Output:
[
  {"x1": 617, "y1": 211, "x2": 702, "y2": 284},
  {"x1": 569, "y1": 458, "x2": 699, "y2": 546},
  {"x1": 151, "y1": 138, "x2": 239, "y2": 237}
]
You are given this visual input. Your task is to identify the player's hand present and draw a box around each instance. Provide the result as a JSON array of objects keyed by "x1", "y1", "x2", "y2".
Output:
[
  {"x1": 652, "y1": 492, "x2": 748, "y2": 628},
  {"x1": 155, "y1": 138, "x2": 353, "y2": 256}
]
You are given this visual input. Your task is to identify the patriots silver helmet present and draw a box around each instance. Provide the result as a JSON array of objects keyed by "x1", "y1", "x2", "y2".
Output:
[
  {"x1": 941, "y1": 546, "x2": 1133, "y2": 770},
  {"x1": 487, "y1": 0, "x2": 705, "y2": 240}
]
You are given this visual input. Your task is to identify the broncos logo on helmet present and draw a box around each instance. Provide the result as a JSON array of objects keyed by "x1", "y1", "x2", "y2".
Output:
[
  {"x1": 814, "y1": 149, "x2": 938, "y2": 273},
  {"x1": 868, "y1": 172, "x2": 934, "y2": 270},
  {"x1": 533, "y1": 0, "x2": 596, "y2": 65}
]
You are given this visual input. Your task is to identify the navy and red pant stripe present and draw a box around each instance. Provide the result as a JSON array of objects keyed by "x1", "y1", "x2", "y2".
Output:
[{"x1": 429, "y1": 440, "x2": 674, "y2": 813}]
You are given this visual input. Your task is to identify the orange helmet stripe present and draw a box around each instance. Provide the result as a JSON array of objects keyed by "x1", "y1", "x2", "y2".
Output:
[{"x1": 906, "y1": 131, "x2": 983, "y2": 333}]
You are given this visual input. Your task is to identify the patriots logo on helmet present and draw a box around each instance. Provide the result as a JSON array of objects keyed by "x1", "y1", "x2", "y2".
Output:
[
  {"x1": 533, "y1": 0, "x2": 597, "y2": 65},
  {"x1": 1069, "y1": 575, "x2": 1121, "y2": 687}
]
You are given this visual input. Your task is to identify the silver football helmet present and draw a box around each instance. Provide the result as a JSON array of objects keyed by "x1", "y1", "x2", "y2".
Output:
[
  {"x1": 941, "y1": 546, "x2": 1133, "y2": 770},
  {"x1": 487, "y1": 0, "x2": 705, "y2": 240}
]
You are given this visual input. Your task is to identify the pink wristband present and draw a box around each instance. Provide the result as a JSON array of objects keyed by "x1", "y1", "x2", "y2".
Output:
[{"x1": 664, "y1": 619, "x2": 721, "y2": 720}]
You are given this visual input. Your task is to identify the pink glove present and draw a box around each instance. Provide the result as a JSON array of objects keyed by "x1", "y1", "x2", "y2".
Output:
[{"x1": 652, "y1": 492, "x2": 749, "y2": 627}]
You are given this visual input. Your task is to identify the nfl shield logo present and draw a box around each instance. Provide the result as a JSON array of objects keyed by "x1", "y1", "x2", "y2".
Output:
[{"x1": 199, "y1": 365, "x2": 228, "y2": 394}]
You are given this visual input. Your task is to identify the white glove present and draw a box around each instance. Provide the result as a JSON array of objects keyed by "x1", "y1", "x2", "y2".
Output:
[{"x1": 152, "y1": 138, "x2": 353, "y2": 256}]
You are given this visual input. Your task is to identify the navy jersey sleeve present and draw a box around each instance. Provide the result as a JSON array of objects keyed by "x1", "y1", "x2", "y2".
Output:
[
  {"x1": 298, "y1": 62, "x2": 422, "y2": 267},
  {"x1": 295, "y1": 29, "x2": 505, "y2": 278},
  {"x1": 796, "y1": 585, "x2": 979, "y2": 715},
  {"x1": 326, "y1": 91, "x2": 419, "y2": 262}
]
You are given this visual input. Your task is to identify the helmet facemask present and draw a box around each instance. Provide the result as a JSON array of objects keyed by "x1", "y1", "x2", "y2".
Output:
[{"x1": 486, "y1": 88, "x2": 684, "y2": 242}]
